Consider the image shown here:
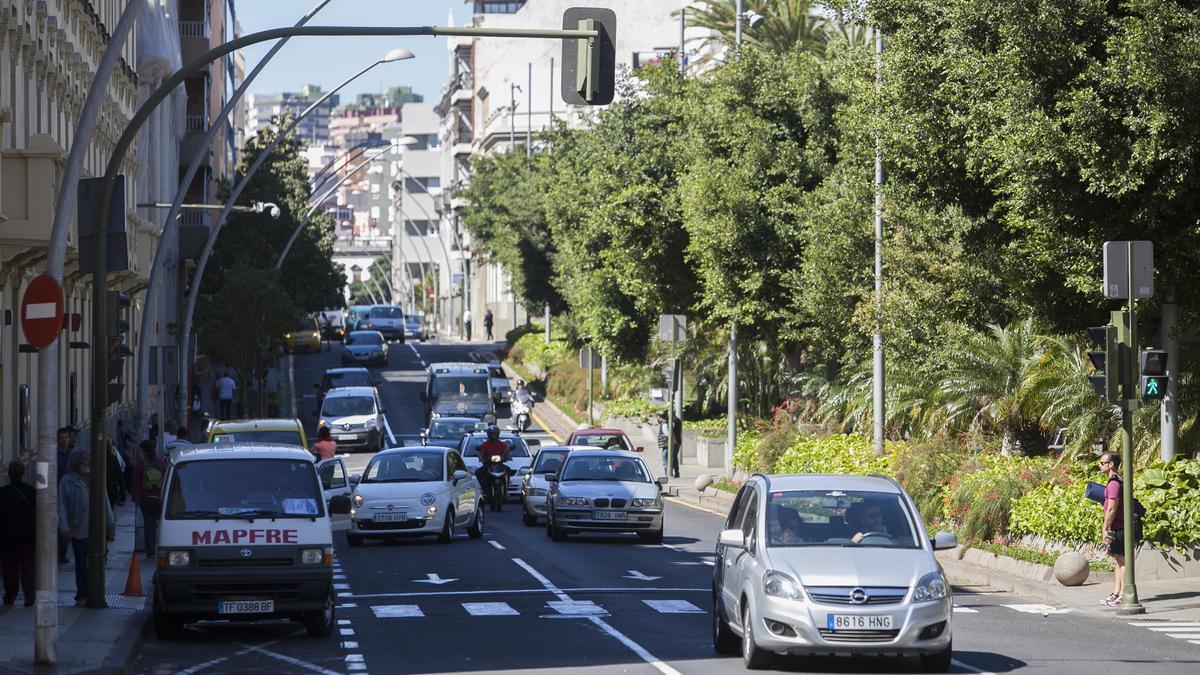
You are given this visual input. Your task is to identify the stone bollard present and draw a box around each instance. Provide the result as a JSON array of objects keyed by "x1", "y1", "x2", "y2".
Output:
[
  {"x1": 1053, "y1": 551, "x2": 1090, "y2": 586},
  {"x1": 694, "y1": 473, "x2": 713, "y2": 494}
]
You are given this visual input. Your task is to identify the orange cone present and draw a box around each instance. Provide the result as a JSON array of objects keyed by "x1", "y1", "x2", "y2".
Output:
[{"x1": 122, "y1": 553, "x2": 143, "y2": 597}]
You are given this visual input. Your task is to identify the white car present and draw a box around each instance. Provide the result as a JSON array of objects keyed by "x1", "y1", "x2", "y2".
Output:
[
  {"x1": 459, "y1": 432, "x2": 536, "y2": 501},
  {"x1": 346, "y1": 447, "x2": 483, "y2": 546},
  {"x1": 319, "y1": 386, "x2": 386, "y2": 452}
]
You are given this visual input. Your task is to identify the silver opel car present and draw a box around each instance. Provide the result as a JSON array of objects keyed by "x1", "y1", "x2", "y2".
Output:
[
  {"x1": 713, "y1": 474, "x2": 957, "y2": 671},
  {"x1": 544, "y1": 450, "x2": 668, "y2": 543}
]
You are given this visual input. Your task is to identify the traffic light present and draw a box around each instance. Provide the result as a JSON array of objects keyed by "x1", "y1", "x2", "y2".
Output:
[
  {"x1": 106, "y1": 291, "x2": 131, "y2": 402},
  {"x1": 1087, "y1": 324, "x2": 1119, "y2": 403},
  {"x1": 1140, "y1": 349, "x2": 1168, "y2": 401},
  {"x1": 561, "y1": 7, "x2": 616, "y2": 105}
]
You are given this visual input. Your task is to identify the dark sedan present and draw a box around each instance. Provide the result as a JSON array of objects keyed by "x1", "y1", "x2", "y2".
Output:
[
  {"x1": 341, "y1": 331, "x2": 388, "y2": 366},
  {"x1": 420, "y1": 416, "x2": 485, "y2": 448}
]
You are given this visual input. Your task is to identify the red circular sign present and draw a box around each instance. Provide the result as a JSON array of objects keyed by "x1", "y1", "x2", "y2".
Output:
[{"x1": 21, "y1": 274, "x2": 65, "y2": 349}]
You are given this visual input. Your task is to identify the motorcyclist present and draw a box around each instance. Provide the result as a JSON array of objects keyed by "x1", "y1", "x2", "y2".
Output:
[
  {"x1": 512, "y1": 380, "x2": 532, "y2": 404},
  {"x1": 475, "y1": 426, "x2": 511, "y2": 499},
  {"x1": 511, "y1": 380, "x2": 534, "y2": 430}
]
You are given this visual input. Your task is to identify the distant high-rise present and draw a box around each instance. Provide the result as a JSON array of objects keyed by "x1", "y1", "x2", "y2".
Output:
[{"x1": 247, "y1": 84, "x2": 340, "y2": 145}]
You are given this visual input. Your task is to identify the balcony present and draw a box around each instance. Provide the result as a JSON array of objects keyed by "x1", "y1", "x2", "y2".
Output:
[
  {"x1": 186, "y1": 114, "x2": 208, "y2": 133},
  {"x1": 179, "y1": 21, "x2": 209, "y2": 39}
]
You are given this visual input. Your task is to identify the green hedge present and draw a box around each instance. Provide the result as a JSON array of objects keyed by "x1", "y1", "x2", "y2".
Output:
[
  {"x1": 774, "y1": 434, "x2": 894, "y2": 476},
  {"x1": 1008, "y1": 479, "x2": 1103, "y2": 546},
  {"x1": 1137, "y1": 460, "x2": 1200, "y2": 552}
]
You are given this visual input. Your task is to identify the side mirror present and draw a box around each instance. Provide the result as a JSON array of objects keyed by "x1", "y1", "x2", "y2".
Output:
[
  {"x1": 349, "y1": 474, "x2": 361, "y2": 487},
  {"x1": 656, "y1": 476, "x2": 669, "y2": 486},
  {"x1": 378, "y1": 408, "x2": 386, "y2": 414},
  {"x1": 544, "y1": 474, "x2": 558, "y2": 483},
  {"x1": 453, "y1": 469, "x2": 469, "y2": 481},
  {"x1": 518, "y1": 467, "x2": 531, "y2": 475},
  {"x1": 932, "y1": 532, "x2": 958, "y2": 551},
  {"x1": 328, "y1": 495, "x2": 352, "y2": 515},
  {"x1": 635, "y1": 446, "x2": 644, "y2": 453},
  {"x1": 718, "y1": 529, "x2": 745, "y2": 549}
]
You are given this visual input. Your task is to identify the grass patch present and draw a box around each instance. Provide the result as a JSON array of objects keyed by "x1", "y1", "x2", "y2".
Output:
[
  {"x1": 710, "y1": 480, "x2": 740, "y2": 493},
  {"x1": 973, "y1": 541, "x2": 1113, "y2": 573}
]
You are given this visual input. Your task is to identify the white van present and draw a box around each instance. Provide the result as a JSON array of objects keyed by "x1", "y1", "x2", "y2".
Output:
[{"x1": 152, "y1": 444, "x2": 351, "y2": 640}]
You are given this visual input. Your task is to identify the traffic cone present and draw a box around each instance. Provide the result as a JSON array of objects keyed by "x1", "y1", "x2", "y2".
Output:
[{"x1": 122, "y1": 553, "x2": 143, "y2": 597}]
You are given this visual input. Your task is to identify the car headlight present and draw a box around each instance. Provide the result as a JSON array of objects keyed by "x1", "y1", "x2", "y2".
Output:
[
  {"x1": 364, "y1": 418, "x2": 377, "y2": 430},
  {"x1": 301, "y1": 547, "x2": 325, "y2": 565},
  {"x1": 913, "y1": 571, "x2": 948, "y2": 602},
  {"x1": 426, "y1": 505, "x2": 438, "y2": 516},
  {"x1": 167, "y1": 550, "x2": 191, "y2": 567},
  {"x1": 352, "y1": 494, "x2": 364, "y2": 507},
  {"x1": 556, "y1": 495, "x2": 589, "y2": 507},
  {"x1": 311, "y1": 331, "x2": 319, "y2": 339},
  {"x1": 763, "y1": 570, "x2": 803, "y2": 600},
  {"x1": 631, "y1": 497, "x2": 662, "y2": 508},
  {"x1": 284, "y1": 333, "x2": 292, "y2": 339},
  {"x1": 527, "y1": 488, "x2": 548, "y2": 497}
]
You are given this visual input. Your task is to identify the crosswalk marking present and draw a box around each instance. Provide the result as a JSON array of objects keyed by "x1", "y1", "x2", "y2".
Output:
[
  {"x1": 371, "y1": 604, "x2": 425, "y2": 618},
  {"x1": 643, "y1": 600, "x2": 703, "y2": 614},
  {"x1": 1166, "y1": 633, "x2": 1200, "y2": 639},
  {"x1": 463, "y1": 602, "x2": 519, "y2": 616},
  {"x1": 548, "y1": 600, "x2": 607, "y2": 616},
  {"x1": 953, "y1": 606, "x2": 978, "y2": 614},
  {"x1": 1002, "y1": 603, "x2": 1071, "y2": 615},
  {"x1": 1132, "y1": 622, "x2": 1200, "y2": 628}
]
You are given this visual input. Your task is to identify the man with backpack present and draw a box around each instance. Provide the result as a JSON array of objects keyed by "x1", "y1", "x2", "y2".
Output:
[
  {"x1": 133, "y1": 440, "x2": 166, "y2": 559},
  {"x1": 1100, "y1": 451, "x2": 1134, "y2": 607}
]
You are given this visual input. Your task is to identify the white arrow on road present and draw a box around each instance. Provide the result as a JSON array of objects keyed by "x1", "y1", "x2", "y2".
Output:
[
  {"x1": 623, "y1": 570, "x2": 662, "y2": 582},
  {"x1": 414, "y1": 573, "x2": 458, "y2": 585}
]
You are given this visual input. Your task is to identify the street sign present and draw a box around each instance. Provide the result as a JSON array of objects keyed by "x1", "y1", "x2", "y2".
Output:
[
  {"x1": 20, "y1": 274, "x2": 64, "y2": 349},
  {"x1": 561, "y1": 7, "x2": 616, "y2": 105},
  {"x1": 579, "y1": 346, "x2": 600, "y2": 370},
  {"x1": 77, "y1": 175, "x2": 130, "y2": 274},
  {"x1": 658, "y1": 314, "x2": 687, "y2": 343},
  {"x1": 1103, "y1": 241, "x2": 1153, "y2": 300}
]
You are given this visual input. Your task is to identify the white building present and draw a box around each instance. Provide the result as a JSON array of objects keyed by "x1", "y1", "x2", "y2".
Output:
[{"x1": 247, "y1": 84, "x2": 338, "y2": 145}]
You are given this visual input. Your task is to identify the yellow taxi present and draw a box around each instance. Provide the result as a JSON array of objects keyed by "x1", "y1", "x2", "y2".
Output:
[
  {"x1": 207, "y1": 418, "x2": 309, "y2": 450},
  {"x1": 283, "y1": 315, "x2": 322, "y2": 353}
]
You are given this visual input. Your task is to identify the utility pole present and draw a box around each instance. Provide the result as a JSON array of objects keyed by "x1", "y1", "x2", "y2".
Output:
[
  {"x1": 544, "y1": 303, "x2": 551, "y2": 344},
  {"x1": 679, "y1": 7, "x2": 686, "y2": 75},
  {"x1": 735, "y1": 0, "x2": 743, "y2": 48},
  {"x1": 1117, "y1": 242, "x2": 1145, "y2": 615},
  {"x1": 510, "y1": 82, "x2": 521, "y2": 151},
  {"x1": 872, "y1": 26, "x2": 886, "y2": 455},
  {"x1": 727, "y1": 323, "x2": 737, "y2": 474},
  {"x1": 1160, "y1": 290, "x2": 1178, "y2": 461},
  {"x1": 527, "y1": 62, "x2": 533, "y2": 157}
]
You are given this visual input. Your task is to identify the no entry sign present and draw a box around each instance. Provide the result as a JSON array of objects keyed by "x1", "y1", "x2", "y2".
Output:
[{"x1": 21, "y1": 274, "x2": 64, "y2": 349}]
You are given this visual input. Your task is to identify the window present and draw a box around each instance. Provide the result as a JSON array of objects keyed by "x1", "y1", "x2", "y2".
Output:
[
  {"x1": 559, "y1": 456, "x2": 650, "y2": 483},
  {"x1": 211, "y1": 430, "x2": 304, "y2": 446},
  {"x1": 363, "y1": 452, "x2": 445, "y2": 483},
  {"x1": 323, "y1": 369, "x2": 373, "y2": 390},
  {"x1": 475, "y1": 1, "x2": 525, "y2": 13},
  {"x1": 462, "y1": 436, "x2": 530, "y2": 458},
  {"x1": 571, "y1": 434, "x2": 631, "y2": 452},
  {"x1": 320, "y1": 461, "x2": 347, "y2": 490},
  {"x1": 345, "y1": 331, "x2": 383, "y2": 345},
  {"x1": 321, "y1": 396, "x2": 376, "y2": 417},
  {"x1": 764, "y1": 490, "x2": 919, "y2": 549},
  {"x1": 166, "y1": 459, "x2": 323, "y2": 519},
  {"x1": 432, "y1": 376, "x2": 489, "y2": 398},
  {"x1": 533, "y1": 450, "x2": 568, "y2": 474}
]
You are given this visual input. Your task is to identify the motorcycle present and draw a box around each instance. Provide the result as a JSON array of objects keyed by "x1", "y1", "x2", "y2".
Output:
[
  {"x1": 511, "y1": 390, "x2": 536, "y2": 432},
  {"x1": 486, "y1": 454, "x2": 509, "y2": 512}
]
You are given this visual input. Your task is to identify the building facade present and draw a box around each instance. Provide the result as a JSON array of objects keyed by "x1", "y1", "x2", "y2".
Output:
[{"x1": 247, "y1": 84, "x2": 338, "y2": 146}]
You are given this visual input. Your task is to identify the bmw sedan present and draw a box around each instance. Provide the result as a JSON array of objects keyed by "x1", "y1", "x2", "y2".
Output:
[
  {"x1": 347, "y1": 447, "x2": 483, "y2": 546},
  {"x1": 712, "y1": 473, "x2": 957, "y2": 671},
  {"x1": 545, "y1": 450, "x2": 667, "y2": 543}
]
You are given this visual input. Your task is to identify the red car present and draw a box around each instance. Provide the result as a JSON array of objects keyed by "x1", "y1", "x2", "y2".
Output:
[{"x1": 565, "y1": 428, "x2": 645, "y2": 453}]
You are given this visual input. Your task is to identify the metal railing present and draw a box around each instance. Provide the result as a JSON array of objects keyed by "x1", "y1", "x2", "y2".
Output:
[
  {"x1": 180, "y1": 210, "x2": 210, "y2": 227},
  {"x1": 185, "y1": 115, "x2": 207, "y2": 133},
  {"x1": 179, "y1": 21, "x2": 209, "y2": 40}
]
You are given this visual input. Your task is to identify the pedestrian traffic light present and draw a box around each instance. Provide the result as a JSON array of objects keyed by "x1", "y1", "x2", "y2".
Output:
[
  {"x1": 1140, "y1": 349, "x2": 1168, "y2": 401},
  {"x1": 1088, "y1": 324, "x2": 1119, "y2": 403},
  {"x1": 561, "y1": 7, "x2": 616, "y2": 105},
  {"x1": 106, "y1": 291, "x2": 131, "y2": 402}
]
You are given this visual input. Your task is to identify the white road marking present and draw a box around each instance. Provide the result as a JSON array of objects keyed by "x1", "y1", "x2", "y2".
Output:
[
  {"x1": 1165, "y1": 633, "x2": 1200, "y2": 639},
  {"x1": 240, "y1": 644, "x2": 342, "y2": 675},
  {"x1": 1002, "y1": 603, "x2": 1070, "y2": 614},
  {"x1": 953, "y1": 605, "x2": 979, "y2": 614},
  {"x1": 24, "y1": 302, "x2": 57, "y2": 320},
  {"x1": 1133, "y1": 622, "x2": 1200, "y2": 628},
  {"x1": 347, "y1": 665, "x2": 368, "y2": 673},
  {"x1": 548, "y1": 600, "x2": 607, "y2": 616},
  {"x1": 1191, "y1": 640, "x2": 1200, "y2": 645},
  {"x1": 643, "y1": 600, "x2": 704, "y2": 614},
  {"x1": 339, "y1": 628, "x2": 355, "y2": 636},
  {"x1": 512, "y1": 557, "x2": 682, "y2": 675},
  {"x1": 488, "y1": 540, "x2": 506, "y2": 550},
  {"x1": 413, "y1": 573, "x2": 457, "y2": 585},
  {"x1": 333, "y1": 583, "x2": 350, "y2": 590},
  {"x1": 951, "y1": 659, "x2": 997, "y2": 675},
  {"x1": 661, "y1": 542, "x2": 716, "y2": 566},
  {"x1": 371, "y1": 604, "x2": 425, "y2": 618},
  {"x1": 345, "y1": 654, "x2": 365, "y2": 663},
  {"x1": 333, "y1": 574, "x2": 346, "y2": 580},
  {"x1": 346, "y1": 586, "x2": 708, "y2": 599},
  {"x1": 463, "y1": 602, "x2": 520, "y2": 616},
  {"x1": 337, "y1": 619, "x2": 351, "y2": 625},
  {"x1": 341, "y1": 641, "x2": 359, "y2": 649},
  {"x1": 624, "y1": 570, "x2": 662, "y2": 581},
  {"x1": 337, "y1": 602, "x2": 358, "y2": 608}
]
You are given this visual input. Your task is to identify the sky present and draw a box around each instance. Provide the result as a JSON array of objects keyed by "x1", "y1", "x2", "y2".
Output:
[{"x1": 232, "y1": 0, "x2": 473, "y2": 104}]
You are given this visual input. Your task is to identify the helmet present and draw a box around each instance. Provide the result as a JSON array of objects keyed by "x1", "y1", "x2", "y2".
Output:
[
  {"x1": 486, "y1": 425, "x2": 500, "y2": 439},
  {"x1": 516, "y1": 379, "x2": 526, "y2": 387}
]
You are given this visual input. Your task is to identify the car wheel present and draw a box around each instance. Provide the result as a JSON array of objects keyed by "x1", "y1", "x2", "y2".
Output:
[
  {"x1": 153, "y1": 601, "x2": 187, "y2": 641},
  {"x1": 712, "y1": 588, "x2": 741, "y2": 655},
  {"x1": 438, "y1": 508, "x2": 455, "y2": 543},
  {"x1": 637, "y1": 526, "x2": 664, "y2": 544},
  {"x1": 545, "y1": 512, "x2": 553, "y2": 538},
  {"x1": 467, "y1": 504, "x2": 485, "y2": 538},
  {"x1": 347, "y1": 532, "x2": 363, "y2": 547},
  {"x1": 550, "y1": 516, "x2": 568, "y2": 542},
  {"x1": 303, "y1": 587, "x2": 336, "y2": 638},
  {"x1": 920, "y1": 642, "x2": 953, "y2": 673},
  {"x1": 741, "y1": 602, "x2": 770, "y2": 669},
  {"x1": 522, "y1": 501, "x2": 537, "y2": 526}
]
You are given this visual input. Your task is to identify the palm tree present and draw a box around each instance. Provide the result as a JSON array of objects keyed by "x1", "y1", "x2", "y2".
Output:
[{"x1": 685, "y1": 0, "x2": 831, "y2": 57}]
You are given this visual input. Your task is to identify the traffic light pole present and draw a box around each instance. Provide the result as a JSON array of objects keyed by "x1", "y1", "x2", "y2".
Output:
[{"x1": 1118, "y1": 241, "x2": 1145, "y2": 615}]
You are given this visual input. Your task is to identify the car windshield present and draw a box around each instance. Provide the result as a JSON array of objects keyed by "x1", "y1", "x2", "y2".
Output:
[
  {"x1": 363, "y1": 452, "x2": 444, "y2": 483},
  {"x1": 345, "y1": 332, "x2": 382, "y2": 346},
  {"x1": 322, "y1": 396, "x2": 375, "y2": 417},
  {"x1": 405, "y1": 315, "x2": 422, "y2": 324},
  {"x1": 488, "y1": 366, "x2": 505, "y2": 378},
  {"x1": 325, "y1": 370, "x2": 373, "y2": 388},
  {"x1": 765, "y1": 490, "x2": 920, "y2": 549},
  {"x1": 369, "y1": 306, "x2": 403, "y2": 319},
  {"x1": 560, "y1": 456, "x2": 649, "y2": 482},
  {"x1": 166, "y1": 459, "x2": 323, "y2": 519},
  {"x1": 295, "y1": 320, "x2": 316, "y2": 332},
  {"x1": 432, "y1": 376, "x2": 489, "y2": 398},
  {"x1": 461, "y1": 437, "x2": 530, "y2": 458},
  {"x1": 211, "y1": 431, "x2": 304, "y2": 447},
  {"x1": 533, "y1": 450, "x2": 568, "y2": 473},
  {"x1": 571, "y1": 434, "x2": 631, "y2": 452},
  {"x1": 429, "y1": 419, "x2": 481, "y2": 438}
]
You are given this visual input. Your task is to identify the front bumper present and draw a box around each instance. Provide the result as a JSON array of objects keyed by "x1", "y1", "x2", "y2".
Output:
[
  {"x1": 342, "y1": 350, "x2": 386, "y2": 364},
  {"x1": 552, "y1": 507, "x2": 663, "y2": 532},
  {"x1": 523, "y1": 494, "x2": 548, "y2": 516},
  {"x1": 350, "y1": 513, "x2": 440, "y2": 536},
  {"x1": 331, "y1": 428, "x2": 380, "y2": 450},
  {"x1": 286, "y1": 337, "x2": 322, "y2": 353},
  {"x1": 748, "y1": 593, "x2": 952, "y2": 656},
  {"x1": 154, "y1": 566, "x2": 332, "y2": 617}
]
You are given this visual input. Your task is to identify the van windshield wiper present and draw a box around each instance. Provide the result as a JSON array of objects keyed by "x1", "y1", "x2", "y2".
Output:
[
  {"x1": 221, "y1": 509, "x2": 282, "y2": 519},
  {"x1": 172, "y1": 509, "x2": 223, "y2": 519}
]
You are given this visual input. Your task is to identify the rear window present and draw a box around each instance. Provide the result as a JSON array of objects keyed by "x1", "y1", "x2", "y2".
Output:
[
  {"x1": 211, "y1": 431, "x2": 304, "y2": 447},
  {"x1": 432, "y1": 375, "x2": 489, "y2": 398},
  {"x1": 571, "y1": 434, "x2": 631, "y2": 452},
  {"x1": 488, "y1": 366, "x2": 505, "y2": 379},
  {"x1": 322, "y1": 396, "x2": 376, "y2": 417},
  {"x1": 324, "y1": 370, "x2": 373, "y2": 389},
  {"x1": 369, "y1": 306, "x2": 403, "y2": 318},
  {"x1": 429, "y1": 419, "x2": 484, "y2": 438},
  {"x1": 461, "y1": 436, "x2": 530, "y2": 458},
  {"x1": 166, "y1": 459, "x2": 323, "y2": 519}
]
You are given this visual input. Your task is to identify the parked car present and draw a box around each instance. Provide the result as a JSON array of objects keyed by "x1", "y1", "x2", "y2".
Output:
[
  {"x1": 341, "y1": 331, "x2": 388, "y2": 367},
  {"x1": 318, "y1": 386, "x2": 386, "y2": 452},
  {"x1": 283, "y1": 316, "x2": 322, "y2": 354},
  {"x1": 711, "y1": 473, "x2": 957, "y2": 670},
  {"x1": 346, "y1": 447, "x2": 483, "y2": 545},
  {"x1": 544, "y1": 449, "x2": 666, "y2": 543},
  {"x1": 565, "y1": 428, "x2": 644, "y2": 453}
]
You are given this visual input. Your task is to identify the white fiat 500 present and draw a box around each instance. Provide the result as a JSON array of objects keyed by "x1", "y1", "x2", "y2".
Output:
[{"x1": 346, "y1": 447, "x2": 483, "y2": 546}]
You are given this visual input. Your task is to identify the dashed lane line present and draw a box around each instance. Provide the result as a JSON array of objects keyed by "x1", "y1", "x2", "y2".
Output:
[{"x1": 488, "y1": 540, "x2": 506, "y2": 550}]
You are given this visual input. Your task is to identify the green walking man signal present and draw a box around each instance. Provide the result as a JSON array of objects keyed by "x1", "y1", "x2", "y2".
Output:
[{"x1": 1140, "y1": 349, "x2": 1168, "y2": 401}]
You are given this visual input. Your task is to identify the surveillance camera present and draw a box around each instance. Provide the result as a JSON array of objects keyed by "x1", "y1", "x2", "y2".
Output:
[
  {"x1": 268, "y1": 205, "x2": 281, "y2": 219},
  {"x1": 746, "y1": 10, "x2": 766, "y2": 29}
]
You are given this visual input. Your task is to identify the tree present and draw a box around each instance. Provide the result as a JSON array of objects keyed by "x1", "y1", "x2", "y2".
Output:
[{"x1": 685, "y1": 0, "x2": 832, "y2": 56}]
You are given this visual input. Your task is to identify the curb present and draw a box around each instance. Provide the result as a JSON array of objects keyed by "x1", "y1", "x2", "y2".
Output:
[
  {"x1": 103, "y1": 604, "x2": 152, "y2": 674},
  {"x1": 937, "y1": 555, "x2": 1064, "y2": 607}
]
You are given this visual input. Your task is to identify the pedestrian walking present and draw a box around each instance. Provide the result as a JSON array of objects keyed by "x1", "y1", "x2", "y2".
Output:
[
  {"x1": 55, "y1": 426, "x2": 76, "y2": 564},
  {"x1": 655, "y1": 412, "x2": 670, "y2": 477},
  {"x1": 59, "y1": 452, "x2": 113, "y2": 604},
  {"x1": 0, "y1": 461, "x2": 36, "y2": 606},
  {"x1": 463, "y1": 309, "x2": 473, "y2": 341},
  {"x1": 133, "y1": 439, "x2": 166, "y2": 559},
  {"x1": 312, "y1": 426, "x2": 338, "y2": 461},
  {"x1": 484, "y1": 307, "x2": 494, "y2": 341},
  {"x1": 1100, "y1": 451, "x2": 1126, "y2": 606},
  {"x1": 669, "y1": 414, "x2": 682, "y2": 478},
  {"x1": 106, "y1": 439, "x2": 126, "y2": 511},
  {"x1": 214, "y1": 370, "x2": 237, "y2": 420}
]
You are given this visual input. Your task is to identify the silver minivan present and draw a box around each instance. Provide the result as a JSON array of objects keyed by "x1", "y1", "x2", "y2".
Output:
[{"x1": 713, "y1": 474, "x2": 958, "y2": 671}]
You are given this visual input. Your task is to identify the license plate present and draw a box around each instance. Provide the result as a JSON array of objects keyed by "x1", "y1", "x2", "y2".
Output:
[
  {"x1": 218, "y1": 600, "x2": 274, "y2": 614},
  {"x1": 374, "y1": 512, "x2": 407, "y2": 523},
  {"x1": 592, "y1": 511, "x2": 628, "y2": 521},
  {"x1": 335, "y1": 434, "x2": 360, "y2": 441},
  {"x1": 828, "y1": 614, "x2": 893, "y2": 630}
]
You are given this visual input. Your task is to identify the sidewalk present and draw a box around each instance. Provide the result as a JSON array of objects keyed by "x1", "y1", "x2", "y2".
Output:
[{"x1": 0, "y1": 500, "x2": 155, "y2": 673}]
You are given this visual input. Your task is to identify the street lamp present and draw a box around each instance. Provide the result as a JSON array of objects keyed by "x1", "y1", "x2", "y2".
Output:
[{"x1": 311, "y1": 135, "x2": 391, "y2": 195}]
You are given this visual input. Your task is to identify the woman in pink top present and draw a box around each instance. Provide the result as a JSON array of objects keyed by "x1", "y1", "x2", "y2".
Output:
[{"x1": 312, "y1": 426, "x2": 338, "y2": 461}]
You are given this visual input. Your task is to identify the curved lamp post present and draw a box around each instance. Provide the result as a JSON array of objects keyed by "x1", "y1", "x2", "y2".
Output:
[{"x1": 396, "y1": 166, "x2": 462, "y2": 336}]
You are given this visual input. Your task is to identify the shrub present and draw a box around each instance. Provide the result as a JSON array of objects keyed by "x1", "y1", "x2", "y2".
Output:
[
  {"x1": 1008, "y1": 479, "x2": 1103, "y2": 546},
  {"x1": 942, "y1": 456, "x2": 1067, "y2": 544},
  {"x1": 774, "y1": 434, "x2": 894, "y2": 476},
  {"x1": 508, "y1": 333, "x2": 570, "y2": 376},
  {"x1": 890, "y1": 437, "x2": 964, "y2": 524},
  {"x1": 604, "y1": 397, "x2": 664, "y2": 422},
  {"x1": 732, "y1": 430, "x2": 762, "y2": 471},
  {"x1": 1136, "y1": 459, "x2": 1200, "y2": 553}
]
